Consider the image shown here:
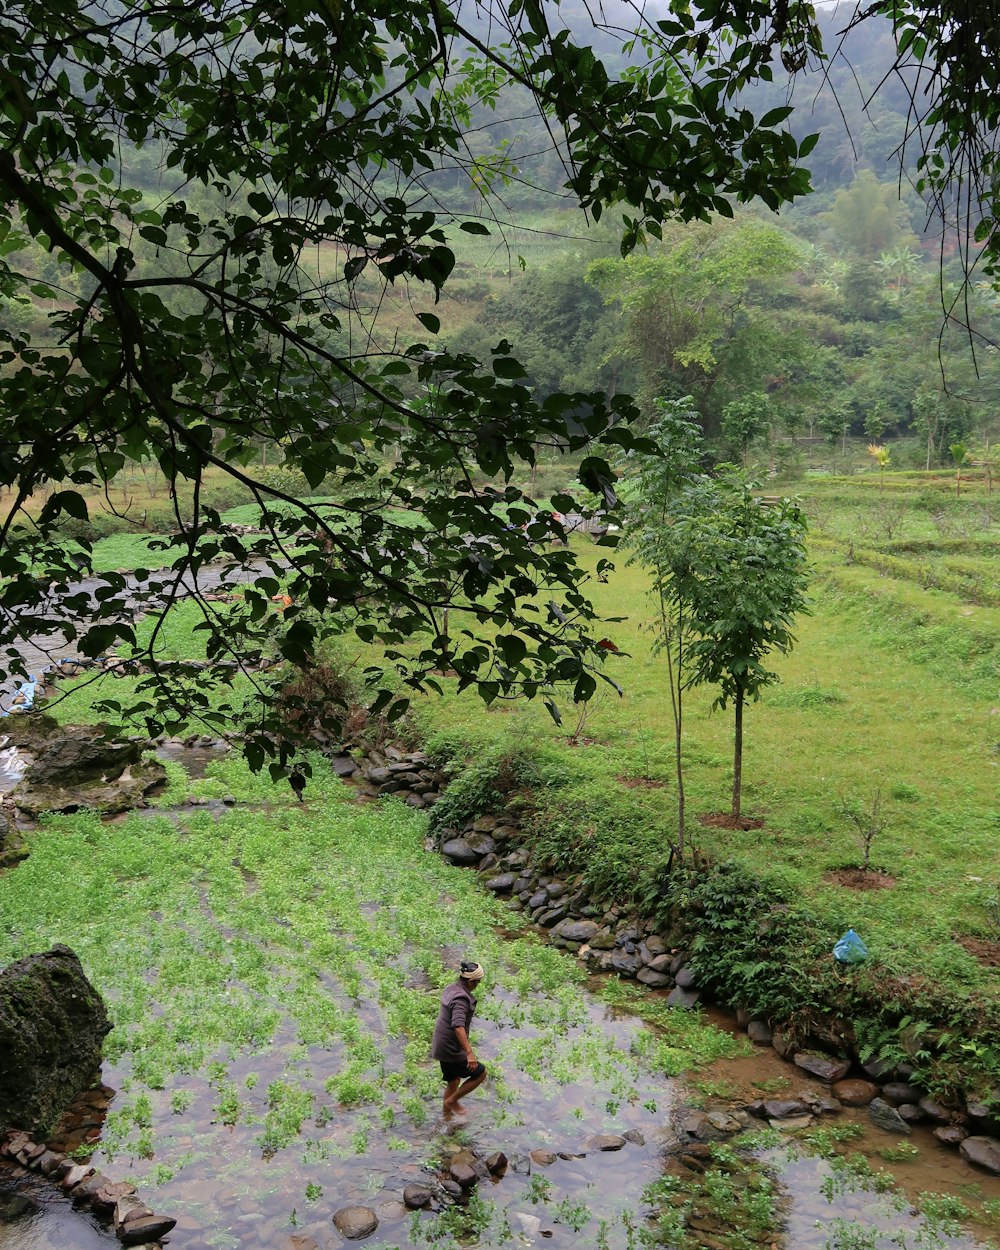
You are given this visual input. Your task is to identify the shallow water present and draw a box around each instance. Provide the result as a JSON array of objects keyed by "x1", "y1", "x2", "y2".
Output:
[
  {"x1": 0, "y1": 1165, "x2": 115, "y2": 1248},
  {"x1": 5, "y1": 980, "x2": 999, "y2": 1250}
]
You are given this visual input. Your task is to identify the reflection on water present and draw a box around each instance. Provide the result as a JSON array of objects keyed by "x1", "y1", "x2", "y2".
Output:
[
  {"x1": 0, "y1": 1165, "x2": 115, "y2": 1249},
  {"x1": 771, "y1": 1146, "x2": 996, "y2": 1250}
]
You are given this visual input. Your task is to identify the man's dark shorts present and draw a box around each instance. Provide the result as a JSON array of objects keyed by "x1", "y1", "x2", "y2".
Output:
[{"x1": 440, "y1": 1059, "x2": 487, "y2": 1082}]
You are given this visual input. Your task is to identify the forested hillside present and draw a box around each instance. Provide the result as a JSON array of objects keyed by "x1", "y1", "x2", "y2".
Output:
[{"x1": 4, "y1": 5, "x2": 995, "y2": 481}]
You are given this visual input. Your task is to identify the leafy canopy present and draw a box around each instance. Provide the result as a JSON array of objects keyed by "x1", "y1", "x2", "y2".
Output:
[{"x1": 0, "y1": 0, "x2": 993, "y2": 766}]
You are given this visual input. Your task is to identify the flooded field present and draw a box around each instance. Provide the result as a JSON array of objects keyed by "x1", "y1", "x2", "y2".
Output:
[{"x1": 2, "y1": 753, "x2": 999, "y2": 1250}]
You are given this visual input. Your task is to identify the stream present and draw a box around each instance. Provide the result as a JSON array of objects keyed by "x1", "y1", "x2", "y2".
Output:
[{"x1": 2, "y1": 758, "x2": 1000, "y2": 1250}]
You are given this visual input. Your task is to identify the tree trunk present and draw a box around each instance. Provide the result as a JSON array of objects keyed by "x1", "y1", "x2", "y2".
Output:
[
  {"x1": 674, "y1": 624, "x2": 685, "y2": 857},
  {"x1": 731, "y1": 686, "x2": 744, "y2": 820},
  {"x1": 662, "y1": 592, "x2": 685, "y2": 860}
]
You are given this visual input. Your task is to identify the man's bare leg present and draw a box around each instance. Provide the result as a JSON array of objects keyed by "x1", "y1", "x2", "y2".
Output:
[
  {"x1": 447, "y1": 1068, "x2": 487, "y2": 1113},
  {"x1": 442, "y1": 1077, "x2": 462, "y2": 1116}
]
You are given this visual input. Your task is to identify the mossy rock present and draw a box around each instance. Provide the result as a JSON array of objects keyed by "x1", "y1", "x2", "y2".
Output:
[{"x1": 0, "y1": 945, "x2": 111, "y2": 1134}]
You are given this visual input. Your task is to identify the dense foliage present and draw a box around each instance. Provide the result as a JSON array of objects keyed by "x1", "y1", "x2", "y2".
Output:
[{"x1": 0, "y1": 0, "x2": 997, "y2": 768}]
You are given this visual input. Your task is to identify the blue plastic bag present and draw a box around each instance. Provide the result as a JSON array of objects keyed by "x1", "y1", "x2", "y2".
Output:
[{"x1": 833, "y1": 928, "x2": 869, "y2": 965}]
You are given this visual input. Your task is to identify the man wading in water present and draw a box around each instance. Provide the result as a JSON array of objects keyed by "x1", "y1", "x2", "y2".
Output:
[{"x1": 432, "y1": 961, "x2": 487, "y2": 1117}]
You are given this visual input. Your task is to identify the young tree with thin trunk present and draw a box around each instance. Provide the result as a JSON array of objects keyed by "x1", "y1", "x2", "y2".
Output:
[
  {"x1": 673, "y1": 475, "x2": 809, "y2": 822},
  {"x1": 624, "y1": 396, "x2": 705, "y2": 859}
]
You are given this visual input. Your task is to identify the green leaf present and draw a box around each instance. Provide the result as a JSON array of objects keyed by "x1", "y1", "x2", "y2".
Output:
[
  {"x1": 798, "y1": 132, "x2": 820, "y2": 158},
  {"x1": 247, "y1": 191, "x2": 272, "y2": 216},
  {"x1": 492, "y1": 356, "x2": 527, "y2": 378},
  {"x1": 758, "y1": 106, "x2": 793, "y2": 128},
  {"x1": 416, "y1": 311, "x2": 440, "y2": 334}
]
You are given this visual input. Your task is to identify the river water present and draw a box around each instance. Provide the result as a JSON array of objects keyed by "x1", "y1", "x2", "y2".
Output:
[{"x1": 2, "y1": 762, "x2": 1000, "y2": 1249}]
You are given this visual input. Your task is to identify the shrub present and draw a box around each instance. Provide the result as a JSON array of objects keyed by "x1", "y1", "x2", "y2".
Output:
[
  {"x1": 427, "y1": 743, "x2": 544, "y2": 836},
  {"x1": 647, "y1": 859, "x2": 833, "y2": 1028}
]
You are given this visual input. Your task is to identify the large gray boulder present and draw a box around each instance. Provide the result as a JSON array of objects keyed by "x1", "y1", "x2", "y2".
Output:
[
  {"x1": 10, "y1": 722, "x2": 165, "y2": 816},
  {"x1": 0, "y1": 945, "x2": 111, "y2": 1134}
]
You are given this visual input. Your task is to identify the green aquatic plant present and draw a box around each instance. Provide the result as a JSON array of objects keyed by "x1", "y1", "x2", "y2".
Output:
[
  {"x1": 554, "y1": 1195, "x2": 593, "y2": 1232},
  {"x1": 525, "y1": 1174, "x2": 553, "y2": 1205},
  {"x1": 806, "y1": 1122, "x2": 866, "y2": 1158}
]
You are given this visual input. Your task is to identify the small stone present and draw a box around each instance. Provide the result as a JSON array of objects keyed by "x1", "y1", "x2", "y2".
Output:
[
  {"x1": 898, "y1": 1103, "x2": 925, "y2": 1124},
  {"x1": 918, "y1": 1097, "x2": 953, "y2": 1124},
  {"x1": 770, "y1": 1115, "x2": 814, "y2": 1131},
  {"x1": 645, "y1": 935, "x2": 667, "y2": 955},
  {"x1": 586, "y1": 1134, "x2": 626, "y2": 1151},
  {"x1": 869, "y1": 1097, "x2": 911, "y2": 1135},
  {"x1": 1, "y1": 1195, "x2": 35, "y2": 1219},
  {"x1": 402, "y1": 1185, "x2": 432, "y2": 1209},
  {"x1": 530, "y1": 1149, "x2": 557, "y2": 1166},
  {"x1": 832, "y1": 1080, "x2": 879, "y2": 1107},
  {"x1": 882, "y1": 1082, "x2": 922, "y2": 1105},
  {"x1": 485, "y1": 1152, "x2": 508, "y2": 1176},
  {"x1": 706, "y1": 1111, "x2": 742, "y2": 1134},
  {"x1": 623, "y1": 1130, "x2": 645, "y2": 1146},
  {"x1": 666, "y1": 986, "x2": 701, "y2": 1009},
  {"x1": 747, "y1": 1020, "x2": 772, "y2": 1046},
  {"x1": 771, "y1": 1029, "x2": 793, "y2": 1058},
  {"x1": 636, "y1": 967, "x2": 673, "y2": 988},
  {"x1": 332, "y1": 1206, "x2": 379, "y2": 1239},
  {"x1": 762, "y1": 1099, "x2": 809, "y2": 1120},
  {"x1": 514, "y1": 1212, "x2": 542, "y2": 1239},
  {"x1": 117, "y1": 1215, "x2": 178, "y2": 1245},
  {"x1": 674, "y1": 966, "x2": 697, "y2": 989},
  {"x1": 36, "y1": 1150, "x2": 63, "y2": 1175},
  {"x1": 60, "y1": 1164, "x2": 92, "y2": 1190},
  {"x1": 221, "y1": 795, "x2": 237, "y2": 806},
  {"x1": 70, "y1": 1172, "x2": 109, "y2": 1204},
  {"x1": 114, "y1": 1196, "x2": 152, "y2": 1229},
  {"x1": 792, "y1": 1052, "x2": 851, "y2": 1083},
  {"x1": 553, "y1": 919, "x2": 599, "y2": 943},
  {"x1": 485, "y1": 874, "x2": 515, "y2": 893},
  {"x1": 92, "y1": 1182, "x2": 138, "y2": 1214},
  {"x1": 608, "y1": 951, "x2": 643, "y2": 976},
  {"x1": 449, "y1": 1163, "x2": 477, "y2": 1188},
  {"x1": 536, "y1": 904, "x2": 568, "y2": 927},
  {"x1": 934, "y1": 1125, "x2": 969, "y2": 1146},
  {"x1": 441, "y1": 837, "x2": 483, "y2": 865}
]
